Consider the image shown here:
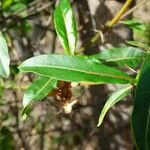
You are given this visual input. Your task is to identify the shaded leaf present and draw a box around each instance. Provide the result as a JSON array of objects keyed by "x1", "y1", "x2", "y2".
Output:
[
  {"x1": 54, "y1": 0, "x2": 77, "y2": 55},
  {"x1": 122, "y1": 19, "x2": 147, "y2": 33},
  {"x1": 127, "y1": 41, "x2": 150, "y2": 51},
  {"x1": 0, "y1": 99, "x2": 6, "y2": 106},
  {"x1": 10, "y1": 2, "x2": 26, "y2": 13},
  {"x1": 18, "y1": 54, "x2": 135, "y2": 84},
  {"x1": 90, "y1": 47, "x2": 146, "y2": 68},
  {"x1": 123, "y1": 19, "x2": 150, "y2": 43},
  {"x1": 132, "y1": 54, "x2": 150, "y2": 150},
  {"x1": 97, "y1": 85, "x2": 131, "y2": 126},
  {"x1": 21, "y1": 77, "x2": 57, "y2": 117},
  {"x1": 0, "y1": 32, "x2": 10, "y2": 78},
  {"x1": 0, "y1": 127, "x2": 14, "y2": 150}
]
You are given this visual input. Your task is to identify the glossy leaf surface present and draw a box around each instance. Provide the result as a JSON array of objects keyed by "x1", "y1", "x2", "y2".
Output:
[
  {"x1": 54, "y1": 0, "x2": 77, "y2": 55},
  {"x1": 132, "y1": 54, "x2": 150, "y2": 150},
  {"x1": 97, "y1": 85, "x2": 131, "y2": 126},
  {"x1": 19, "y1": 54, "x2": 135, "y2": 84},
  {"x1": 22, "y1": 77, "x2": 57, "y2": 117},
  {"x1": 90, "y1": 47, "x2": 146, "y2": 68},
  {"x1": 0, "y1": 32, "x2": 10, "y2": 78}
]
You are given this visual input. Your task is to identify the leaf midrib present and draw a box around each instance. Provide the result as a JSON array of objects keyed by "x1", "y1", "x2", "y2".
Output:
[
  {"x1": 104, "y1": 56, "x2": 144, "y2": 62},
  {"x1": 61, "y1": 3, "x2": 71, "y2": 55},
  {"x1": 21, "y1": 64, "x2": 132, "y2": 81},
  {"x1": 32, "y1": 78, "x2": 53, "y2": 101}
]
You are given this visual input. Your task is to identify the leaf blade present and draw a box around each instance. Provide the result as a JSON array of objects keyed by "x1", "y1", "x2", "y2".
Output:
[
  {"x1": 97, "y1": 85, "x2": 131, "y2": 126},
  {"x1": 122, "y1": 19, "x2": 147, "y2": 33},
  {"x1": 122, "y1": 19, "x2": 150, "y2": 45},
  {"x1": 18, "y1": 54, "x2": 135, "y2": 84},
  {"x1": 132, "y1": 54, "x2": 150, "y2": 150},
  {"x1": 0, "y1": 32, "x2": 10, "y2": 78},
  {"x1": 127, "y1": 41, "x2": 150, "y2": 51},
  {"x1": 90, "y1": 47, "x2": 146, "y2": 68},
  {"x1": 54, "y1": 0, "x2": 77, "y2": 55},
  {"x1": 21, "y1": 77, "x2": 57, "y2": 117}
]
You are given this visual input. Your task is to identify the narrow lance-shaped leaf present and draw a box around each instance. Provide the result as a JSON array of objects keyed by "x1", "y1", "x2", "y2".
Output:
[
  {"x1": 132, "y1": 54, "x2": 150, "y2": 150},
  {"x1": 122, "y1": 19, "x2": 150, "y2": 43},
  {"x1": 0, "y1": 32, "x2": 10, "y2": 78},
  {"x1": 18, "y1": 54, "x2": 135, "y2": 84},
  {"x1": 97, "y1": 85, "x2": 132, "y2": 126},
  {"x1": 54, "y1": 0, "x2": 77, "y2": 55},
  {"x1": 90, "y1": 47, "x2": 146, "y2": 68},
  {"x1": 127, "y1": 41, "x2": 150, "y2": 51},
  {"x1": 21, "y1": 76, "x2": 57, "y2": 118},
  {"x1": 122, "y1": 19, "x2": 148, "y2": 33}
]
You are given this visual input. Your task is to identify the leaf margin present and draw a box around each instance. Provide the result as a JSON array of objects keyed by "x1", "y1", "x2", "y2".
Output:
[{"x1": 97, "y1": 85, "x2": 132, "y2": 126}]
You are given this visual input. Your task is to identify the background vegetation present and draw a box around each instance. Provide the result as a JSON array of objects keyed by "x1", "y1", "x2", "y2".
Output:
[{"x1": 0, "y1": 0, "x2": 150, "y2": 149}]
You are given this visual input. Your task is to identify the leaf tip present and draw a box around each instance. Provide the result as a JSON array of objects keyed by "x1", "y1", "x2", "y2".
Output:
[
  {"x1": 21, "y1": 106, "x2": 30, "y2": 121},
  {"x1": 0, "y1": 71, "x2": 10, "y2": 78},
  {"x1": 18, "y1": 65, "x2": 25, "y2": 73},
  {"x1": 18, "y1": 65, "x2": 22, "y2": 71},
  {"x1": 97, "y1": 120, "x2": 102, "y2": 127},
  {"x1": 21, "y1": 110, "x2": 28, "y2": 121}
]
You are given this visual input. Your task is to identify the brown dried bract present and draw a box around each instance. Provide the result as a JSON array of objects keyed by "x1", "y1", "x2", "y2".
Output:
[{"x1": 48, "y1": 81, "x2": 77, "y2": 113}]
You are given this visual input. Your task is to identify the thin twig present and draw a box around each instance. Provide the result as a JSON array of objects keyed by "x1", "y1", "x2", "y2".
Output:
[
  {"x1": 121, "y1": 0, "x2": 147, "y2": 20},
  {"x1": 40, "y1": 123, "x2": 45, "y2": 150},
  {"x1": 78, "y1": 0, "x2": 134, "y2": 53},
  {"x1": 10, "y1": 92, "x2": 29, "y2": 150},
  {"x1": 106, "y1": 0, "x2": 133, "y2": 28}
]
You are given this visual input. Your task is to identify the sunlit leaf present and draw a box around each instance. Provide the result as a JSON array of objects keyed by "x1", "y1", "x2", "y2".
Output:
[
  {"x1": 123, "y1": 19, "x2": 150, "y2": 44},
  {"x1": 21, "y1": 77, "x2": 57, "y2": 117},
  {"x1": 54, "y1": 0, "x2": 77, "y2": 55},
  {"x1": 132, "y1": 54, "x2": 150, "y2": 150},
  {"x1": 90, "y1": 47, "x2": 146, "y2": 68},
  {"x1": 97, "y1": 85, "x2": 131, "y2": 126},
  {"x1": 18, "y1": 54, "x2": 135, "y2": 84},
  {"x1": 127, "y1": 41, "x2": 150, "y2": 51},
  {"x1": 10, "y1": 2, "x2": 26, "y2": 13},
  {"x1": 1, "y1": 0, "x2": 13, "y2": 9},
  {"x1": 0, "y1": 32, "x2": 10, "y2": 78},
  {"x1": 122, "y1": 19, "x2": 147, "y2": 33}
]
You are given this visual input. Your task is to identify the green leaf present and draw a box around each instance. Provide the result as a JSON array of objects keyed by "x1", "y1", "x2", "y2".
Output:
[
  {"x1": 0, "y1": 32, "x2": 10, "y2": 78},
  {"x1": 132, "y1": 54, "x2": 150, "y2": 150},
  {"x1": 11, "y1": 2, "x2": 26, "y2": 12},
  {"x1": 127, "y1": 41, "x2": 150, "y2": 51},
  {"x1": 122, "y1": 19, "x2": 147, "y2": 33},
  {"x1": 90, "y1": 47, "x2": 146, "y2": 68},
  {"x1": 54, "y1": 0, "x2": 77, "y2": 55},
  {"x1": 21, "y1": 77, "x2": 57, "y2": 117},
  {"x1": 0, "y1": 127, "x2": 14, "y2": 150},
  {"x1": 122, "y1": 19, "x2": 150, "y2": 43},
  {"x1": 97, "y1": 85, "x2": 132, "y2": 126},
  {"x1": 18, "y1": 54, "x2": 135, "y2": 84},
  {"x1": 1, "y1": 0, "x2": 13, "y2": 9}
]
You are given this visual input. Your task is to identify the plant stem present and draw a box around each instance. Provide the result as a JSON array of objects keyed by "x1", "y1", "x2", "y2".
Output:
[
  {"x1": 106, "y1": 0, "x2": 134, "y2": 28},
  {"x1": 78, "y1": 0, "x2": 134, "y2": 53},
  {"x1": 120, "y1": 0, "x2": 147, "y2": 20},
  {"x1": 40, "y1": 123, "x2": 45, "y2": 150}
]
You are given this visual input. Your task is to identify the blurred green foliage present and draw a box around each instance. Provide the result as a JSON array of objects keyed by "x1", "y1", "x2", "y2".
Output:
[{"x1": 0, "y1": 127, "x2": 15, "y2": 150}]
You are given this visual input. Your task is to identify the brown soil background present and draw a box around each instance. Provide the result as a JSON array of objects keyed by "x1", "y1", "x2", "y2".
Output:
[{"x1": 0, "y1": 0, "x2": 150, "y2": 150}]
